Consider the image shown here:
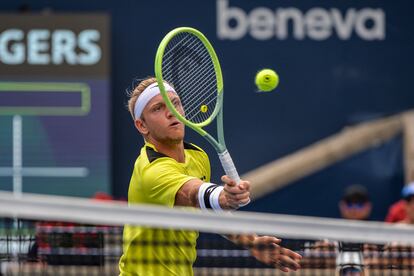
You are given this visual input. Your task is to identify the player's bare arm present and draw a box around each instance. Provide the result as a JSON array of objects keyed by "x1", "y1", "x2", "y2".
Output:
[{"x1": 174, "y1": 176, "x2": 251, "y2": 210}]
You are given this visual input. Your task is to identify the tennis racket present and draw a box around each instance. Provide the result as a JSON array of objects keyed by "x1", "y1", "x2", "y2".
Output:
[{"x1": 155, "y1": 27, "x2": 247, "y2": 204}]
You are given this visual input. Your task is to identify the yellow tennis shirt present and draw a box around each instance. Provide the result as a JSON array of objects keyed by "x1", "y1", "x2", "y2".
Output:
[{"x1": 119, "y1": 141, "x2": 210, "y2": 276}]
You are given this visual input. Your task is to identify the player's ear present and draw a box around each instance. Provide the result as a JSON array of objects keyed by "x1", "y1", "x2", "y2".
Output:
[{"x1": 135, "y1": 118, "x2": 149, "y2": 135}]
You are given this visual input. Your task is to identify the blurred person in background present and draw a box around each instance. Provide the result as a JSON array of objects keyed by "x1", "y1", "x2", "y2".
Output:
[
  {"x1": 384, "y1": 182, "x2": 414, "y2": 223},
  {"x1": 381, "y1": 183, "x2": 414, "y2": 270},
  {"x1": 334, "y1": 185, "x2": 372, "y2": 276},
  {"x1": 339, "y1": 185, "x2": 372, "y2": 221},
  {"x1": 312, "y1": 184, "x2": 372, "y2": 276},
  {"x1": 399, "y1": 183, "x2": 414, "y2": 224},
  {"x1": 385, "y1": 199, "x2": 406, "y2": 223},
  {"x1": 118, "y1": 77, "x2": 302, "y2": 276}
]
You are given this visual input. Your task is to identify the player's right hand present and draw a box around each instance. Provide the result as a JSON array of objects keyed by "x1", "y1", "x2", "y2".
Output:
[{"x1": 219, "y1": 175, "x2": 250, "y2": 209}]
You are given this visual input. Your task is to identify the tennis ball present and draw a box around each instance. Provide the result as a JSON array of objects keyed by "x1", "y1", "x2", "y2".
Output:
[{"x1": 255, "y1": 69, "x2": 279, "y2": 92}]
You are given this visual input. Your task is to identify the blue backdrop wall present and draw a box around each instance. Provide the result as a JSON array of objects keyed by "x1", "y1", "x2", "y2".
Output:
[{"x1": 1, "y1": 0, "x2": 412, "y2": 220}]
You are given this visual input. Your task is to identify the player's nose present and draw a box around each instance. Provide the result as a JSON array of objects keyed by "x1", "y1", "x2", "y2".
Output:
[{"x1": 165, "y1": 108, "x2": 174, "y2": 118}]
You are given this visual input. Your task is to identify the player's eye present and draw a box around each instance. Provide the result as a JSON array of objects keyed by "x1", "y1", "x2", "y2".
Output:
[
  {"x1": 172, "y1": 99, "x2": 181, "y2": 107},
  {"x1": 152, "y1": 104, "x2": 162, "y2": 112}
]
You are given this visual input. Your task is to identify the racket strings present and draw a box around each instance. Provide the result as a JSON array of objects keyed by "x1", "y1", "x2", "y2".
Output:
[
  {"x1": 162, "y1": 33, "x2": 203, "y2": 64},
  {"x1": 162, "y1": 36, "x2": 207, "y2": 85},
  {"x1": 180, "y1": 70, "x2": 215, "y2": 113},
  {"x1": 171, "y1": 57, "x2": 214, "y2": 101},
  {"x1": 163, "y1": 37, "x2": 215, "y2": 99},
  {"x1": 162, "y1": 40, "x2": 205, "y2": 75},
  {"x1": 187, "y1": 90, "x2": 217, "y2": 122},
  {"x1": 162, "y1": 32, "x2": 218, "y2": 124},
  {"x1": 166, "y1": 61, "x2": 212, "y2": 106},
  {"x1": 162, "y1": 33, "x2": 197, "y2": 62}
]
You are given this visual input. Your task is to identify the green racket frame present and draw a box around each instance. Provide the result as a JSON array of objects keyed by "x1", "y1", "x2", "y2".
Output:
[
  {"x1": 155, "y1": 27, "x2": 227, "y2": 154},
  {"x1": 155, "y1": 27, "x2": 248, "y2": 202}
]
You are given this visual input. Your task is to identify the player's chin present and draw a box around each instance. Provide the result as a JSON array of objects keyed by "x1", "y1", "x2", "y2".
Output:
[
  {"x1": 168, "y1": 125, "x2": 185, "y2": 134},
  {"x1": 167, "y1": 130, "x2": 185, "y2": 141}
]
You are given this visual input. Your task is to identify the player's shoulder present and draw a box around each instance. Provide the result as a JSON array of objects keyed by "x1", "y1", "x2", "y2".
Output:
[
  {"x1": 135, "y1": 142, "x2": 207, "y2": 169},
  {"x1": 137, "y1": 144, "x2": 171, "y2": 168},
  {"x1": 183, "y1": 142, "x2": 205, "y2": 153},
  {"x1": 184, "y1": 142, "x2": 208, "y2": 158}
]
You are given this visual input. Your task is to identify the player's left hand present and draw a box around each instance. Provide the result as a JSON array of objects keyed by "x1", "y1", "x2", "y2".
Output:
[{"x1": 250, "y1": 236, "x2": 302, "y2": 272}]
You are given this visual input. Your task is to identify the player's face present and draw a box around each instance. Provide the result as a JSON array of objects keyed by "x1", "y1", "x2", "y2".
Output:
[{"x1": 140, "y1": 92, "x2": 185, "y2": 144}]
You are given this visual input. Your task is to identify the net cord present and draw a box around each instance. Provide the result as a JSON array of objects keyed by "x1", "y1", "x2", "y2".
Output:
[{"x1": 0, "y1": 191, "x2": 413, "y2": 244}]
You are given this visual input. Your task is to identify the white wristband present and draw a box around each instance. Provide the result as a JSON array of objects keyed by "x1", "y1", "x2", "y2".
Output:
[{"x1": 198, "y1": 182, "x2": 224, "y2": 211}]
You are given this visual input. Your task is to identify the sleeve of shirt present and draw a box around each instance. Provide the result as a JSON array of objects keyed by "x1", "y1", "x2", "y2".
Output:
[
  {"x1": 201, "y1": 151, "x2": 211, "y2": 182},
  {"x1": 140, "y1": 158, "x2": 196, "y2": 207}
]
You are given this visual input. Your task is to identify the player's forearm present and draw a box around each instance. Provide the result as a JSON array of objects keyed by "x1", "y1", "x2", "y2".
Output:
[
  {"x1": 175, "y1": 179, "x2": 203, "y2": 207},
  {"x1": 175, "y1": 178, "x2": 246, "y2": 211}
]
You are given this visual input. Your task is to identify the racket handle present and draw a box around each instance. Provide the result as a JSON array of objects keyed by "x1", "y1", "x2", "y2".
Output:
[
  {"x1": 218, "y1": 150, "x2": 241, "y2": 184},
  {"x1": 218, "y1": 150, "x2": 250, "y2": 207}
]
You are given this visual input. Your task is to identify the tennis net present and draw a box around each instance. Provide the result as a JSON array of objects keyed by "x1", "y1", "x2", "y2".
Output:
[{"x1": 0, "y1": 191, "x2": 413, "y2": 275}]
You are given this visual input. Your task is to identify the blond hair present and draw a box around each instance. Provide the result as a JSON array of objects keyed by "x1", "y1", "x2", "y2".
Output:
[{"x1": 127, "y1": 77, "x2": 158, "y2": 120}]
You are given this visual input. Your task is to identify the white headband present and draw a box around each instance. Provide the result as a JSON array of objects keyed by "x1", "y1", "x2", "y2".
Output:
[{"x1": 134, "y1": 82, "x2": 176, "y2": 119}]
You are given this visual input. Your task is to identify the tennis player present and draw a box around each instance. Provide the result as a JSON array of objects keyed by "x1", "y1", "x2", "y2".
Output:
[{"x1": 119, "y1": 77, "x2": 302, "y2": 275}]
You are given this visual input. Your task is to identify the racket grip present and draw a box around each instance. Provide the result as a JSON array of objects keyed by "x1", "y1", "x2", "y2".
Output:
[
  {"x1": 218, "y1": 150, "x2": 241, "y2": 184},
  {"x1": 218, "y1": 150, "x2": 250, "y2": 207}
]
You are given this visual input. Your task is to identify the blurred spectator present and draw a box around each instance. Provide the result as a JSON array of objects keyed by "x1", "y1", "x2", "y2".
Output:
[
  {"x1": 32, "y1": 191, "x2": 114, "y2": 266},
  {"x1": 385, "y1": 200, "x2": 406, "y2": 223},
  {"x1": 336, "y1": 185, "x2": 372, "y2": 274},
  {"x1": 400, "y1": 183, "x2": 414, "y2": 224},
  {"x1": 383, "y1": 184, "x2": 414, "y2": 269},
  {"x1": 385, "y1": 182, "x2": 414, "y2": 223},
  {"x1": 311, "y1": 185, "x2": 371, "y2": 274},
  {"x1": 339, "y1": 185, "x2": 372, "y2": 220},
  {"x1": 92, "y1": 191, "x2": 113, "y2": 201}
]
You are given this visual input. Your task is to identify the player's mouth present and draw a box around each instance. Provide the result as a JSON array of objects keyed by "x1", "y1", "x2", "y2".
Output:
[{"x1": 169, "y1": 121, "x2": 181, "y2": 127}]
